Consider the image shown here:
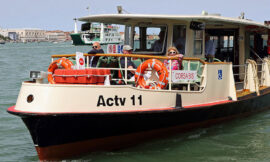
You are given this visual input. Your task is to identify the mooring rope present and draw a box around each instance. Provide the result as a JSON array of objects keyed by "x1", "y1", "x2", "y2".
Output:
[{"x1": 245, "y1": 59, "x2": 260, "y2": 95}]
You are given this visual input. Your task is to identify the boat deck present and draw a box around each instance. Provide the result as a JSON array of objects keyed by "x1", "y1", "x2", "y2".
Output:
[{"x1": 236, "y1": 86, "x2": 269, "y2": 98}]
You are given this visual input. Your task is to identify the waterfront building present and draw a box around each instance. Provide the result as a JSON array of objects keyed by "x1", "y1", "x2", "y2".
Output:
[
  {"x1": 1, "y1": 28, "x2": 46, "y2": 42},
  {"x1": 45, "y1": 30, "x2": 67, "y2": 42},
  {"x1": 64, "y1": 32, "x2": 72, "y2": 41},
  {"x1": 0, "y1": 28, "x2": 8, "y2": 37},
  {"x1": 14, "y1": 28, "x2": 46, "y2": 42},
  {"x1": 0, "y1": 28, "x2": 18, "y2": 41}
]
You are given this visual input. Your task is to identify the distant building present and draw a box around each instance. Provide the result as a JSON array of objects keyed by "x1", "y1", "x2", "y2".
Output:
[
  {"x1": 64, "y1": 32, "x2": 72, "y2": 41},
  {"x1": 0, "y1": 28, "x2": 18, "y2": 41},
  {"x1": 1, "y1": 28, "x2": 72, "y2": 42},
  {"x1": 119, "y1": 32, "x2": 140, "y2": 41},
  {"x1": 0, "y1": 28, "x2": 9, "y2": 37},
  {"x1": 1, "y1": 28, "x2": 46, "y2": 42},
  {"x1": 8, "y1": 32, "x2": 17, "y2": 40},
  {"x1": 15, "y1": 29, "x2": 46, "y2": 42},
  {"x1": 120, "y1": 32, "x2": 125, "y2": 41},
  {"x1": 45, "y1": 30, "x2": 70, "y2": 42}
]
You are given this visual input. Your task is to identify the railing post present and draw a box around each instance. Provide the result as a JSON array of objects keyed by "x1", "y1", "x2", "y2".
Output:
[
  {"x1": 187, "y1": 61, "x2": 190, "y2": 91},
  {"x1": 125, "y1": 57, "x2": 127, "y2": 83},
  {"x1": 169, "y1": 60, "x2": 172, "y2": 90},
  {"x1": 86, "y1": 56, "x2": 89, "y2": 68}
]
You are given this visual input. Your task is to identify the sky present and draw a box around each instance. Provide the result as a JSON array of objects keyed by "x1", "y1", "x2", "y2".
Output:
[{"x1": 0, "y1": 0, "x2": 269, "y2": 31}]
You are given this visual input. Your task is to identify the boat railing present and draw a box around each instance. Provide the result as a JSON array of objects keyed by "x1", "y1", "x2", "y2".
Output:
[
  {"x1": 233, "y1": 64, "x2": 247, "y2": 91},
  {"x1": 50, "y1": 53, "x2": 206, "y2": 92},
  {"x1": 257, "y1": 62, "x2": 263, "y2": 85},
  {"x1": 234, "y1": 57, "x2": 270, "y2": 94}
]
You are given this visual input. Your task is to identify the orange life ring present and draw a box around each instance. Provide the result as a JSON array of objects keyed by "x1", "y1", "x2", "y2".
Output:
[
  {"x1": 135, "y1": 59, "x2": 168, "y2": 89},
  {"x1": 48, "y1": 57, "x2": 73, "y2": 84}
]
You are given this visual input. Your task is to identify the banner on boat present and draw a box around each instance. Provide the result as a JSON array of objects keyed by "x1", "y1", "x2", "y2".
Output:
[
  {"x1": 172, "y1": 70, "x2": 197, "y2": 82},
  {"x1": 107, "y1": 44, "x2": 124, "y2": 54},
  {"x1": 76, "y1": 52, "x2": 85, "y2": 69}
]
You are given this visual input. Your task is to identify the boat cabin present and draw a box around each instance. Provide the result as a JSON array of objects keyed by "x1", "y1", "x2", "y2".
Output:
[
  {"x1": 45, "y1": 13, "x2": 270, "y2": 105},
  {"x1": 79, "y1": 13, "x2": 270, "y2": 64}
]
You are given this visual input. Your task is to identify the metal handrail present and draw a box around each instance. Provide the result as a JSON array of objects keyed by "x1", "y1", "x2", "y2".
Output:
[
  {"x1": 51, "y1": 53, "x2": 206, "y2": 64},
  {"x1": 232, "y1": 64, "x2": 247, "y2": 68},
  {"x1": 234, "y1": 73, "x2": 246, "y2": 76},
  {"x1": 50, "y1": 54, "x2": 207, "y2": 92}
]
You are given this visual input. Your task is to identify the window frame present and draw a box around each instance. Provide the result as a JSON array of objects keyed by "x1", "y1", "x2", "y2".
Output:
[{"x1": 131, "y1": 24, "x2": 168, "y2": 55}]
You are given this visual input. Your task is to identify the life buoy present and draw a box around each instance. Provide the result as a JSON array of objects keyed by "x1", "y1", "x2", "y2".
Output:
[
  {"x1": 135, "y1": 59, "x2": 168, "y2": 89},
  {"x1": 48, "y1": 57, "x2": 73, "y2": 84}
]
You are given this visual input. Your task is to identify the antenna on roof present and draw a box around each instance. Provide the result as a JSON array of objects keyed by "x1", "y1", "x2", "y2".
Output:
[
  {"x1": 201, "y1": 10, "x2": 208, "y2": 16},
  {"x1": 239, "y1": 12, "x2": 245, "y2": 19},
  {"x1": 117, "y1": 6, "x2": 130, "y2": 14},
  {"x1": 117, "y1": 6, "x2": 122, "y2": 14},
  {"x1": 86, "y1": 6, "x2": 90, "y2": 15}
]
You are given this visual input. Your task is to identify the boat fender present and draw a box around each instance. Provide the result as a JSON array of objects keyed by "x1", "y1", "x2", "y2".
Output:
[
  {"x1": 175, "y1": 94, "x2": 182, "y2": 108},
  {"x1": 48, "y1": 57, "x2": 73, "y2": 84},
  {"x1": 135, "y1": 59, "x2": 168, "y2": 89}
]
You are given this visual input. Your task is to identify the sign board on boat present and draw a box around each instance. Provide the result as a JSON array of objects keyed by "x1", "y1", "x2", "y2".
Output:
[
  {"x1": 172, "y1": 70, "x2": 197, "y2": 82},
  {"x1": 76, "y1": 52, "x2": 85, "y2": 69},
  {"x1": 107, "y1": 44, "x2": 124, "y2": 54}
]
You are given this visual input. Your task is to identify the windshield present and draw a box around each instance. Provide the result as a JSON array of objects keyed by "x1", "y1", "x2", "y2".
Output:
[{"x1": 132, "y1": 26, "x2": 167, "y2": 55}]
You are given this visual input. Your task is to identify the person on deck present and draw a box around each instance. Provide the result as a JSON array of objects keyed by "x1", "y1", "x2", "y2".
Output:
[
  {"x1": 151, "y1": 30, "x2": 166, "y2": 52},
  {"x1": 174, "y1": 36, "x2": 185, "y2": 54},
  {"x1": 163, "y1": 47, "x2": 184, "y2": 70},
  {"x1": 205, "y1": 34, "x2": 216, "y2": 62},
  {"x1": 87, "y1": 42, "x2": 104, "y2": 67},
  {"x1": 120, "y1": 45, "x2": 137, "y2": 79}
]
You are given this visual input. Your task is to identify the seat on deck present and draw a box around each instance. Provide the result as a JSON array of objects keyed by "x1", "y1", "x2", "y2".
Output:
[{"x1": 179, "y1": 60, "x2": 203, "y2": 84}]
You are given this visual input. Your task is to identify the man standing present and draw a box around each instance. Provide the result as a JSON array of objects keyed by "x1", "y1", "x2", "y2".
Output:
[
  {"x1": 88, "y1": 42, "x2": 104, "y2": 67},
  {"x1": 205, "y1": 34, "x2": 216, "y2": 62},
  {"x1": 120, "y1": 45, "x2": 137, "y2": 79}
]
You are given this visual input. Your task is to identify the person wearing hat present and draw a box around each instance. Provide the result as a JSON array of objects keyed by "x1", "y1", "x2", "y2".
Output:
[{"x1": 120, "y1": 45, "x2": 137, "y2": 79}]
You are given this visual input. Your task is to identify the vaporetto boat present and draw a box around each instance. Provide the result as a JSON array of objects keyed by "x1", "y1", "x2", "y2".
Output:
[
  {"x1": 70, "y1": 21, "x2": 122, "y2": 45},
  {"x1": 7, "y1": 12, "x2": 270, "y2": 160}
]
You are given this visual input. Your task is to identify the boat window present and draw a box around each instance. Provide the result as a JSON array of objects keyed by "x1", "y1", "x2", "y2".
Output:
[
  {"x1": 173, "y1": 25, "x2": 186, "y2": 54},
  {"x1": 205, "y1": 29, "x2": 237, "y2": 62},
  {"x1": 133, "y1": 26, "x2": 167, "y2": 55},
  {"x1": 220, "y1": 36, "x2": 233, "y2": 52},
  {"x1": 194, "y1": 30, "x2": 203, "y2": 55},
  {"x1": 262, "y1": 34, "x2": 268, "y2": 47},
  {"x1": 249, "y1": 34, "x2": 268, "y2": 58}
]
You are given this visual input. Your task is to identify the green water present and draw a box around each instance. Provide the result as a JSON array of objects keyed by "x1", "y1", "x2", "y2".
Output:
[{"x1": 1, "y1": 42, "x2": 270, "y2": 161}]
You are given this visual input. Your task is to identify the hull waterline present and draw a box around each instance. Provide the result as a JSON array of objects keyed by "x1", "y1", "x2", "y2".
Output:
[{"x1": 7, "y1": 89, "x2": 270, "y2": 160}]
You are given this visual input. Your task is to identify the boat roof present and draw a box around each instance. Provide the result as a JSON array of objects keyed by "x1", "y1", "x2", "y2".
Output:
[{"x1": 79, "y1": 14, "x2": 270, "y2": 29}]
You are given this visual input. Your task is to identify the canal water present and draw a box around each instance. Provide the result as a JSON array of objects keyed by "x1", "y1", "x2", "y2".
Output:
[{"x1": 1, "y1": 42, "x2": 270, "y2": 161}]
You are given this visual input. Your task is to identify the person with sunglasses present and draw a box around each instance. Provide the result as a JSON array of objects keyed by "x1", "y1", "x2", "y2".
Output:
[
  {"x1": 163, "y1": 47, "x2": 184, "y2": 70},
  {"x1": 87, "y1": 42, "x2": 104, "y2": 67}
]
